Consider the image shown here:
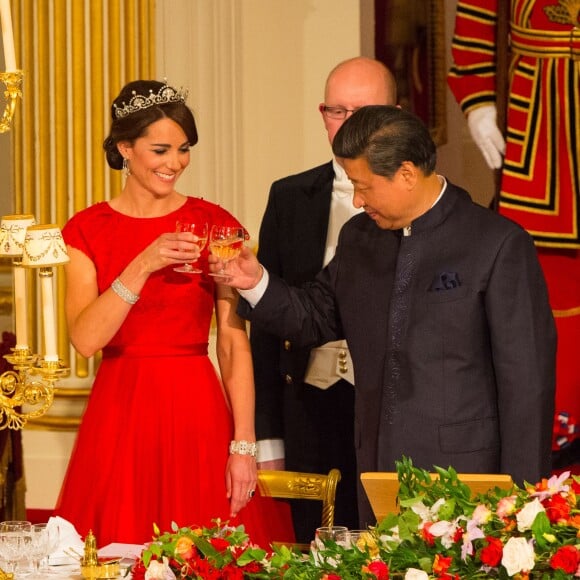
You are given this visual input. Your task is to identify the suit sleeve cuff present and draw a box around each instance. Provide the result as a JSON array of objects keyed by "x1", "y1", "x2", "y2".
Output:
[
  {"x1": 257, "y1": 438, "x2": 285, "y2": 463},
  {"x1": 238, "y1": 267, "x2": 269, "y2": 307}
]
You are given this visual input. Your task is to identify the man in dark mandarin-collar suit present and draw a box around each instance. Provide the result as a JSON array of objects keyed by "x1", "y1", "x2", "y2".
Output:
[
  {"x1": 210, "y1": 106, "x2": 557, "y2": 528},
  {"x1": 251, "y1": 58, "x2": 397, "y2": 542}
]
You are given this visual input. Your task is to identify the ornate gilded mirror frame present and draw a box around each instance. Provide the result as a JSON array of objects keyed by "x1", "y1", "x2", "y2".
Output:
[{"x1": 374, "y1": 0, "x2": 447, "y2": 146}]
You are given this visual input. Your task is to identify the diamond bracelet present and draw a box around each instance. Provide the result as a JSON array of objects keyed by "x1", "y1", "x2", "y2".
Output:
[
  {"x1": 229, "y1": 440, "x2": 257, "y2": 458},
  {"x1": 111, "y1": 277, "x2": 140, "y2": 305}
]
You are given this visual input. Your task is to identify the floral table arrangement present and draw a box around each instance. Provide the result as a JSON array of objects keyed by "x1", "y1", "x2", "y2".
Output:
[{"x1": 132, "y1": 457, "x2": 580, "y2": 579}]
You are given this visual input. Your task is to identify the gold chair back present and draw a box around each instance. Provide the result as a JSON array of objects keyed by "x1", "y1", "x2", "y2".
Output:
[{"x1": 257, "y1": 468, "x2": 341, "y2": 551}]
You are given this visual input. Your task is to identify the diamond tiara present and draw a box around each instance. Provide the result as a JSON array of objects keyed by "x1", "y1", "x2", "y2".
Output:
[{"x1": 113, "y1": 83, "x2": 189, "y2": 119}]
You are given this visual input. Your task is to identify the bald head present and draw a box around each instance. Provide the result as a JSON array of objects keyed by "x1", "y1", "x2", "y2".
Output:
[
  {"x1": 320, "y1": 57, "x2": 397, "y2": 145},
  {"x1": 325, "y1": 57, "x2": 397, "y2": 104}
]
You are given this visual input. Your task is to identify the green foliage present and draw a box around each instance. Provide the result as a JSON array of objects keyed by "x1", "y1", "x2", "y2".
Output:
[{"x1": 134, "y1": 458, "x2": 580, "y2": 579}]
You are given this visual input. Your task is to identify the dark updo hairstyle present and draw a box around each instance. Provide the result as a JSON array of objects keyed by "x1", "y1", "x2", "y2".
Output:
[{"x1": 103, "y1": 79, "x2": 199, "y2": 170}]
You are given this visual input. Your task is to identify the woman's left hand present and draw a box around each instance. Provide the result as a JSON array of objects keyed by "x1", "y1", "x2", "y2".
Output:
[{"x1": 226, "y1": 454, "x2": 257, "y2": 517}]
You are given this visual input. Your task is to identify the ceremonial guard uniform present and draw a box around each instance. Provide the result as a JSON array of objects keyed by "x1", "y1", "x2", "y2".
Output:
[{"x1": 448, "y1": 0, "x2": 580, "y2": 460}]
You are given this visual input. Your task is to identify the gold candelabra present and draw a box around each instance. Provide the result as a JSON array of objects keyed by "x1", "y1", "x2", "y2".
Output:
[
  {"x1": 0, "y1": 5, "x2": 67, "y2": 429},
  {"x1": 0, "y1": 70, "x2": 22, "y2": 133},
  {"x1": 0, "y1": 347, "x2": 68, "y2": 430},
  {"x1": 0, "y1": 217, "x2": 70, "y2": 430}
]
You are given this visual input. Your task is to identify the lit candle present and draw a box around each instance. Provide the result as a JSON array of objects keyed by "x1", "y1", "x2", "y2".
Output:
[
  {"x1": 0, "y1": 0, "x2": 16, "y2": 71},
  {"x1": 13, "y1": 264, "x2": 27, "y2": 349},
  {"x1": 39, "y1": 270, "x2": 58, "y2": 361}
]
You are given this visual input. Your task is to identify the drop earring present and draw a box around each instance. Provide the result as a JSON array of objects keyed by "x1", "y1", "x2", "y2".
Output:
[{"x1": 122, "y1": 157, "x2": 131, "y2": 177}]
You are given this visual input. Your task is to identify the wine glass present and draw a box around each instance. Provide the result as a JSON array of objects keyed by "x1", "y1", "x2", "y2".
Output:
[
  {"x1": 334, "y1": 529, "x2": 374, "y2": 551},
  {"x1": 27, "y1": 523, "x2": 51, "y2": 577},
  {"x1": 39, "y1": 520, "x2": 60, "y2": 575},
  {"x1": 174, "y1": 220, "x2": 208, "y2": 273},
  {"x1": 314, "y1": 526, "x2": 348, "y2": 545},
  {"x1": 0, "y1": 520, "x2": 31, "y2": 576},
  {"x1": 208, "y1": 225, "x2": 245, "y2": 277}
]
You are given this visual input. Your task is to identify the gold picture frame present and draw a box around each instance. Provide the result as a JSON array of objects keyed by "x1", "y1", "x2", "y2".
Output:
[{"x1": 374, "y1": 0, "x2": 447, "y2": 146}]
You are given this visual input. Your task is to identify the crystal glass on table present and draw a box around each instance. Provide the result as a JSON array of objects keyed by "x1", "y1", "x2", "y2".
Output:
[
  {"x1": 312, "y1": 525, "x2": 349, "y2": 550},
  {"x1": 27, "y1": 523, "x2": 53, "y2": 577},
  {"x1": 0, "y1": 520, "x2": 31, "y2": 576},
  {"x1": 208, "y1": 225, "x2": 245, "y2": 277},
  {"x1": 334, "y1": 528, "x2": 377, "y2": 551}
]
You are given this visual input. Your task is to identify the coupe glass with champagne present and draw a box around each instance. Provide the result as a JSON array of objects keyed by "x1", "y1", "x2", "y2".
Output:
[{"x1": 208, "y1": 225, "x2": 245, "y2": 277}]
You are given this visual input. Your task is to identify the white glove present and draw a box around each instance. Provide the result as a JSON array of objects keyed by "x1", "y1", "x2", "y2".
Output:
[{"x1": 466, "y1": 104, "x2": 506, "y2": 169}]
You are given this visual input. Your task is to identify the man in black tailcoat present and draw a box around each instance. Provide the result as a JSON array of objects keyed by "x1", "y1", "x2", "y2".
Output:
[{"x1": 251, "y1": 58, "x2": 397, "y2": 541}]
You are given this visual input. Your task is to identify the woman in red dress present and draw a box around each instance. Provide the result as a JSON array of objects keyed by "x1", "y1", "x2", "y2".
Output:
[{"x1": 55, "y1": 79, "x2": 294, "y2": 547}]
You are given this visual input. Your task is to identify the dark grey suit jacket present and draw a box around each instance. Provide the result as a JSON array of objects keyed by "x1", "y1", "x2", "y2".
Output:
[{"x1": 241, "y1": 181, "x2": 556, "y2": 525}]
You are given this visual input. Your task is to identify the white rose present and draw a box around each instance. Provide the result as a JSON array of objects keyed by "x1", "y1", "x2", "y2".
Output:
[
  {"x1": 404, "y1": 569, "x2": 429, "y2": 580},
  {"x1": 516, "y1": 498, "x2": 545, "y2": 532},
  {"x1": 501, "y1": 537, "x2": 535, "y2": 576},
  {"x1": 145, "y1": 557, "x2": 177, "y2": 580}
]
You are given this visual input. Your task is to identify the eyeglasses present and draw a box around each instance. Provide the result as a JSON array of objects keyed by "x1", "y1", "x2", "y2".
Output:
[{"x1": 319, "y1": 105, "x2": 359, "y2": 120}]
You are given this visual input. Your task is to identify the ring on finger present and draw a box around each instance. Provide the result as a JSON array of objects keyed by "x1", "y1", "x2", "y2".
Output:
[{"x1": 247, "y1": 489, "x2": 255, "y2": 499}]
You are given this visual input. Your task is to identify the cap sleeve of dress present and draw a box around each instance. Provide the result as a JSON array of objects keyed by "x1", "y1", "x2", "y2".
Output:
[{"x1": 62, "y1": 202, "x2": 110, "y2": 262}]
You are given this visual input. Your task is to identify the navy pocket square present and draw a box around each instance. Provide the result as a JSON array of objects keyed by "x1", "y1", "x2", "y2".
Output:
[{"x1": 429, "y1": 271, "x2": 461, "y2": 291}]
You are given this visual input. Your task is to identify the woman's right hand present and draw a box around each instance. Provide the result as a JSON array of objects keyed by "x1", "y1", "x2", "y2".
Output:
[
  {"x1": 66, "y1": 230, "x2": 201, "y2": 357},
  {"x1": 138, "y1": 231, "x2": 202, "y2": 273}
]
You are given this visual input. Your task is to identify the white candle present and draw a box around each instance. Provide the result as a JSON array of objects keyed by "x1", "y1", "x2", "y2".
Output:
[
  {"x1": 0, "y1": 0, "x2": 16, "y2": 71},
  {"x1": 39, "y1": 272, "x2": 59, "y2": 361},
  {"x1": 13, "y1": 264, "x2": 27, "y2": 349}
]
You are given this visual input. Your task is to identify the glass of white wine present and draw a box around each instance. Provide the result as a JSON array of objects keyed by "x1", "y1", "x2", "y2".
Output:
[
  {"x1": 174, "y1": 220, "x2": 209, "y2": 274},
  {"x1": 208, "y1": 225, "x2": 245, "y2": 277}
]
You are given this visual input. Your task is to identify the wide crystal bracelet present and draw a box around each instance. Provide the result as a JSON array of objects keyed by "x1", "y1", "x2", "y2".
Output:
[
  {"x1": 111, "y1": 277, "x2": 140, "y2": 305},
  {"x1": 229, "y1": 440, "x2": 257, "y2": 458}
]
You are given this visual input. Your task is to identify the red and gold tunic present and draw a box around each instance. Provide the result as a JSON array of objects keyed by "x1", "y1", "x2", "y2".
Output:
[
  {"x1": 448, "y1": 0, "x2": 580, "y2": 452},
  {"x1": 448, "y1": 0, "x2": 580, "y2": 247}
]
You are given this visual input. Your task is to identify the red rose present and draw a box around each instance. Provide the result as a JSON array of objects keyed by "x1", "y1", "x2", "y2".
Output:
[
  {"x1": 479, "y1": 536, "x2": 503, "y2": 567},
  {"x1": 452, "y1": 526, "x2": 464, "y2": 543},
  {"x1": 210, "y1": 537, "x2": 231, "y2": 552},
  {"x1": 433, "y1": 553, "x2": 453, "y2": 575},
  {"x1": 544, "y1": 493, "x2": 571, "y2": 523},
  {"x1": 550, "y1": 545, "x2": 580, "y2": 574},
  {"x1": 241, "y1": 560, "x2": 262, "y2": 574},
  {"x1": 222, "y1": 562, "x2": 244, "y2": 579},
  {"x1": 130, "y1": 559, "x2": 146, "y2": 580},
  {"x1": 366, "y1": 559, "x2": 389, "y2": 580}
]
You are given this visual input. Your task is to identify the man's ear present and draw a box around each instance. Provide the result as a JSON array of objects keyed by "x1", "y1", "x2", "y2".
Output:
[{"x1": 398, "y1": 161, "x2": 419, "y2": 188}]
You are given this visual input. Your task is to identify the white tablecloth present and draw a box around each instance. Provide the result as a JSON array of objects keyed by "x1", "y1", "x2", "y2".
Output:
[
  {"x1": 49, "y1": 542, "x2": 142, "y2": 578},
  {"x1": 0, "y1": 542, "x2": 142, "y2": 579},
  {"x1": 48, "y1": 563, "x2": 134, "y2": 578}
]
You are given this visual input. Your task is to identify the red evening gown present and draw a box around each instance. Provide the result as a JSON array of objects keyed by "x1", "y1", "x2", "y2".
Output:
[{"x1": 55, "y1": 196, "x2": 294, "y2": 548}]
